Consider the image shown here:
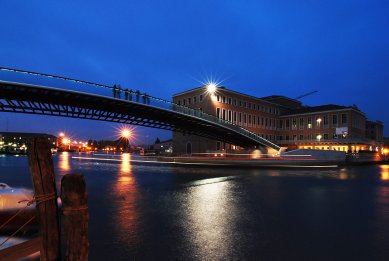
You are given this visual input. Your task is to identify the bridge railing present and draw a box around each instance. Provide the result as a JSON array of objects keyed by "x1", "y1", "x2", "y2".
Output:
[{"x1": 0, "y1": 67, "x2": 280, "y2": 150}]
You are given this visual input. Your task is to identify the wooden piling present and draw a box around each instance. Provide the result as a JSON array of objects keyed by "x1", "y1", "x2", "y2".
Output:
[
  {"x1": 60, "y1": 174, "x2": 89, "y2": 261},
  {"x1": 28, "y1": 138, "x2": 60, "y2": 261}
]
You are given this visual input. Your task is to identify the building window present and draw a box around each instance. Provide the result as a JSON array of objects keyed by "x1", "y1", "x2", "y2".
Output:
[
  {"x1": 188, "y1": 98, "x2": 191, "y2": 105},
  {"x1": 178, "y1": 100, "x2": 181, "y2": 105},
  {"x1": 222, "y1": 109, "x2": 226, "y2": 120},
  {"x1": 216, "y1": 108, "x2": 220, "y2": 118},
  {"x1": 244, "y1": 101, "x2": 247, "y2": 108},
  {"x1": 332, "y1": 114, "x2": 338, "y2": 127},
  {"x1": 278, "y1": 120, "x2": 283, "y2": 129},
  {"x1": 285, "y1": 119, "x2": 290, "y2": 129},
  {"x1": 244, "y1": 114, "x2": 247, "y2": 125},
  {"x1": 216, "y1": 142, "x2": 221, "y2": 151},
  {"x1": 299, "y1": 118, "x2": 304, "y2": 130},
  {"x1": 217, "y1": 95, "x2": 220, "y2": 102},
  {"x1": 199, "y1": 94, "x2": 203, "y2": 101},
  {"x1": 253, "y1": 115, "x2": 256, "y2": 126},
  {"x1": 307, "y1": 117, "x2": 312, "y2": 129},
  {"x1": 193, "y1": 96, "x2": 197, "y2": 103},
  {"x1": 265, "y1": 118, "x2": 268, "y2": 127},
  {"x1": 324, "y1": 133, "x2": 329, "y2": 140},
  {"x1": 316, "y1": 116, "x2": 322, "y2": 128},
  {"x1": 239, "y1": 100, "x2": 242, "y2": 107},
  {"x1": 293, "y1": 135, "x2": 297, "y2": 141},
  {"x1": 286, "y1": 135, "x2": 290, "y2": 141},
  {"x1": 239, "y1": 113, "x2": 242, "y2": 125},
  {"x1": 341, "y1": 114, "x2": 348, "y2": 126},
  {"x1": 299, "y1": 134, "x2": 304, "y2": 140},
  {"x1": 248, "y1": 115, "x2": 252, "y2": 126},
  {"x1": 233, "y1": 111, "x2": 237, "y2": 123},
  {"x1": 222, "y1": 96, "x2": 226, "y2": 103},
  {"x1": 233, "y1": 99, "x2": 237, "y2": 106},
  {"x1": 228, "y1": 110, "x2": 232, "y2": 122},
  {"x1": 292, "y1": 118, "x2": 297, "y2": 130},
  {"x1": 323, "y1": 115, "x2": 329, "y2": 128},
  {"x1": 248, "y1": 103, "x2": 252, "y2": 109},
  {"x1": 228, "y1": 97, "x2": 232, "y2": 104},
  {"x1": 278, "y1": 135, "x2": 283, "y2": 141}
]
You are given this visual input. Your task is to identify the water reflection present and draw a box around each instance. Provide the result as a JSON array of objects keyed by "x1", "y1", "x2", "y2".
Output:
[
  {"x1": 120, "y1": 153, "x2": 132, "y2": 175},
  {"x1": 181, "y1": 177, "x2": 237, "y2": 259},
  {"x1": 113, "y1": 153, "x2": 140, "y2": 247},
  {"x1": 380, "y1": 165, "x2": 389, "y2": 181},
  {"x1": 58, "y1": 152, "x2": 71, "y2": 172}
]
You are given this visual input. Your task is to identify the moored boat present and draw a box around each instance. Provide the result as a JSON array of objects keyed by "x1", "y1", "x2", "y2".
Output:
[{"x1": 0, "y1": 183, "x2": 37, "y2": 233}]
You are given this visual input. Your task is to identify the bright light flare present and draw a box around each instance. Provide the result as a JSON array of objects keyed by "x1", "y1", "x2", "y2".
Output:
[
  {"x1": 63, "y1": 138, "x2": 70, "y2": 145},
  {"x1": 206, "y1": 82, "x2": 217, "y2": 94},
  {"x1": 121, "y1": 129, "x2": 131, "y2": 139}
]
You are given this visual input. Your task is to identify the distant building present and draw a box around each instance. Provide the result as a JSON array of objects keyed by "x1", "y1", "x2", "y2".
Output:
[
  {"x1": 172, "y1": 86, "x2": 385, "y2": 155},
  {"x1": 0, "y1": 132, "x2": 57, "y2": 154},
  {"x1": 365, "y1": 121, "x2": 384, "y2": 142},
  {"x1": 153, "y1": 139, "x2": 173, "y2": 155}
]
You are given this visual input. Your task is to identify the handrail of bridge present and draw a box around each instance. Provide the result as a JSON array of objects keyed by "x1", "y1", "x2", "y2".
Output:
[{"x1": 0, "y1": 67, "x2": 280, "y2": 150}]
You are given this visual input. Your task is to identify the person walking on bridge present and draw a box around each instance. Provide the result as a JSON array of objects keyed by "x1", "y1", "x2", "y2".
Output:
[
  {"x1": 117, "y1": 84, "x2": 122, "y2": 99},
  {"x1": 112, "y1": 84, "x2": 117, "y2": 98},
  {"x1": 124, "y1": 88, "x2": 129, "y2": 100}
]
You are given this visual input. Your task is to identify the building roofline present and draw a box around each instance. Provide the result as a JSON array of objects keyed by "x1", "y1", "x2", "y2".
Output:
[
  {"x1": 279, "y1": 107, "x2": 365, "y2": 117},
  {"x1": 173, "y1": 85, "x2": 281, "y2": 107}
]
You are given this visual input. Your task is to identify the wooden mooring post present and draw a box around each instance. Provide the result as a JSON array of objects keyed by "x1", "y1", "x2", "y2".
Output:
[
  {"x1": 26, "y1": 138, "x2": 89, "y2": 261},
  {"x1": 28, "y1": 138, "x2": 60, "y2": 261},
  {"x1": 61, "y1": 174, "x2": 89, "y2": 261}
]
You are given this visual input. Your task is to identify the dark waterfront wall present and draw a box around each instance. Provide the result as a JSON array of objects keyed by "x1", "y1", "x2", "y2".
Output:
[{"x1": 1, "y1": 153, "x2": 389, "y2": 260}]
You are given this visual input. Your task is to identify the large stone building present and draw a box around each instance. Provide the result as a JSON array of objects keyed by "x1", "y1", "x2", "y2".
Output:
[{"x1": 172, "y1": 85, "x2": 385, "y2": 155}]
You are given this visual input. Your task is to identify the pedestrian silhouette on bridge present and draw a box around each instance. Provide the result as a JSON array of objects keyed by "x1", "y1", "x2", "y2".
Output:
[
  {"x1": 112, "y1": 84, "x2": 117, "y2": 98},
  {"x1": 117, "y1": 85, "x2": 122, "y2": 99},
  {"x1": 124, "y1": 88, "x2": 129, "y2": 100}
]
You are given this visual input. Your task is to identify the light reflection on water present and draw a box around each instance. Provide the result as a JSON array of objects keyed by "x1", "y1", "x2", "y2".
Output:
[
  {"x1": 182, "y1": 178, "x2": 233, "y2": 259},
  {"x1": 380, "y1": 165, "x2": 389, "y2": 181},
  {"x1": 2, "y1": 153, "x2": 389, "y2": 260},
  {"x1": 112, "y1": 153, "x2": 140, "y2": 248},
  {"x1": 58, "y1": 151, "x2": 71, "y2": 172}
]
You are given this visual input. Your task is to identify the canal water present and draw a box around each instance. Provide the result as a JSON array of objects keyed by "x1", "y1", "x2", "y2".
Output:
[{"x1": 1, "y1": 152, "x2": 389, "y2": 260}]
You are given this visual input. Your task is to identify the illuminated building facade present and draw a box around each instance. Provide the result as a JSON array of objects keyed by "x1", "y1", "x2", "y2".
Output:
[
  {"x1": 172, "y1": 86, "x2": 385, "y2": 155},
  {"x1": 0, "y1": 132, "x2": 56, "y2": 154}
]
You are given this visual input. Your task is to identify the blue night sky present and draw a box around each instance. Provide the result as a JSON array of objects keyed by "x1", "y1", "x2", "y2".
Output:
[{"x1": 1, "y1": 0, "x2": 388, "y2": 143}]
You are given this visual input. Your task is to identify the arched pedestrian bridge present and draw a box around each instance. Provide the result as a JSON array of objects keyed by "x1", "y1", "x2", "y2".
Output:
[{"x1": 0, "y1": 70, "x2": 280, "y2": 150}]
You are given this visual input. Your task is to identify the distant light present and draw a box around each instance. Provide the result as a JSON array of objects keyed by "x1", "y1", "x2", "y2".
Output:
[
  {"x1": 316, "y1": 134, "x2": 322, "y2": 141},
  {"x1": 121, "y1": 129, "x2": 131, "y2": 139},
  {"x1": 206, "y1": 82, "x2": 217, "y2": 94},
  {"x1": 59, "y1": 132, "x2": 65, "y2": 137},
  {"x1": 63, "y1": 138, "x2": 70, "y2": 144},
  {"x1": 316, "y1": 118, "x2": 322, "y2": 123}
]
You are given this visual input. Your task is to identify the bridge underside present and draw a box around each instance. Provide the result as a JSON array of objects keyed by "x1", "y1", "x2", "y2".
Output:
[{"x1": 0, "y1": 81, "x2": 279, "y2": 149}]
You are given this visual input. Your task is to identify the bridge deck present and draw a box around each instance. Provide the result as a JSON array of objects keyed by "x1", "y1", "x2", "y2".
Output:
[{"x1": 0, "y1": 80, "x2": 280, "y2": 150}]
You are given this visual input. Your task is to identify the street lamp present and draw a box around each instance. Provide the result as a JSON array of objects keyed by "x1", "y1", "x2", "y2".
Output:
[{"x1": 121, "y1": 129, "x2": 132, "y2": 152}]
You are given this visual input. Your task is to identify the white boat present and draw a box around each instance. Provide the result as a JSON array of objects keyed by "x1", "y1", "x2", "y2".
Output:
[{"x1": 0, "y1": 183, "x2": 37, "y2": 232}]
